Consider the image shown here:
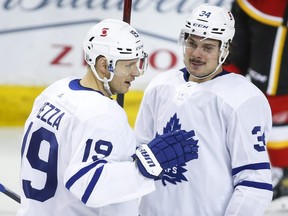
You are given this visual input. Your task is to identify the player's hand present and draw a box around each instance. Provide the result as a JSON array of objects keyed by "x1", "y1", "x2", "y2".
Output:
[{"x1": 134, "y1": 129, "x2": 199, "y2": 179}]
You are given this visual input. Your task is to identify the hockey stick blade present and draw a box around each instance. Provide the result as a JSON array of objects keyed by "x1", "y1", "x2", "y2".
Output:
[{"x1": 0, "y1": 183, "x2": 21, "y2": 203}]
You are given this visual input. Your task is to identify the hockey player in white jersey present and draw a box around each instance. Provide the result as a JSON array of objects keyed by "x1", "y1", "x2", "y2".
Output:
[
  {"x1": 134, "y1": 4, "x2": 273, "y2": 216},
  {"x1": 17, "y1": 19, "x2": 199, "y2": 216}
]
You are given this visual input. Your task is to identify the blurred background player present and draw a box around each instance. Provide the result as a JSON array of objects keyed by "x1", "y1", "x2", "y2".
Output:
[
  {"x1": 134, "y1": 4, "x2": 273, "y2": 215},
  {"x1": 226, "y1": 0, "x2": 288, "y2": 199},
  {"x1": 17, "y1": 18, "x2": 198, "y2": 216}
]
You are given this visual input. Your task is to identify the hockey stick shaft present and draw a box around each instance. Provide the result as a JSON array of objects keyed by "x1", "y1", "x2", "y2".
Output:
[
  {"x1": 116, "y1": 0, "x2": 132, "y2": 107},
  {"x1": 122, "y1": 0, "x2": 132, "y2": 23},
  {"x1": 0, "y1": 183, "x2": 21, "y2": 203}
]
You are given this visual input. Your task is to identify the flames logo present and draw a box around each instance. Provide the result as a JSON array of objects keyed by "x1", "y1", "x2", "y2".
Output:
[{"x1": 100, "y1": 28, "x2": 109, "y2": 37}]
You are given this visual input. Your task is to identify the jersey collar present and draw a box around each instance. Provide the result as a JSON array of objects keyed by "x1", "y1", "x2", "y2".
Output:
[{"x1": 69, "y1": 79, "x2": 104, "y2": 96}]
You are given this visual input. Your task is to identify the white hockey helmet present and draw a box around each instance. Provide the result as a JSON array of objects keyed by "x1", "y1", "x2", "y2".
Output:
[
  {"x1": 179, "y1": 4, "x2": 235, "y2": 60},
  {"x1": 83, "y1": 18, "x2": 148, "y2": 75}
]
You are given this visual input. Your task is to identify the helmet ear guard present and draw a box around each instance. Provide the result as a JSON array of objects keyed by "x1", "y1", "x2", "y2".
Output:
[{"x1": 219, "y1": 47, "x2": 229, "y2": 63}]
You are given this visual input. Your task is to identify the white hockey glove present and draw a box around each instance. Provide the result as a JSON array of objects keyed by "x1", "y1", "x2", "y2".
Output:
[{"x1": 134, "y1": 130, "x2": 199, "y2": 179}]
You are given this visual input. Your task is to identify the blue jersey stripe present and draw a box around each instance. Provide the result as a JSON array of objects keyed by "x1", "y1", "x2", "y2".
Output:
[
  {"x1": 235, "y1": 180, "x2": 273, "y2": 191},
  {"x1": 232, "y1": 162, "x2": 270, "y2": 176},
  {"x1": 81, "y1": 165, "x2": 104, "y2": 203},
  {"x1": 65, "y1": 160, "x2": 107, "y2": 189}
]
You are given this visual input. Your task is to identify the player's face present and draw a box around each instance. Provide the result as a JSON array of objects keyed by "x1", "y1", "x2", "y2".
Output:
[
  {"x1": 109, "y1": 59, "x2": 140, "y2": 94},
  {"x1": 183, "y1": 35, "x2": 221, "y2": 81}
]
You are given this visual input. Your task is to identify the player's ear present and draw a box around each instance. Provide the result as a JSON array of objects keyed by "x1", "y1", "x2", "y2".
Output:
[{"x1": 96, "y1": 56, "x2": 108, "y2": 74}]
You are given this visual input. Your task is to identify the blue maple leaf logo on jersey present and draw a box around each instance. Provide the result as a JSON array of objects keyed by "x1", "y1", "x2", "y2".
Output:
[
  {"x1": 161, "y1": 164, "x2": 188, "y2": 186},
  {"x1": 156, "y1": 113, "x2": 190, "y2": 186},
  {"x1": 156, "y1": 113, "x2": 181, "y2": 137}
]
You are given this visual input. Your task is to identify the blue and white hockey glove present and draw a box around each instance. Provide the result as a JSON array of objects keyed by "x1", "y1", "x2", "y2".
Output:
[{"x1": 134, "y1": 130, "x2": 199, "y2": 179}]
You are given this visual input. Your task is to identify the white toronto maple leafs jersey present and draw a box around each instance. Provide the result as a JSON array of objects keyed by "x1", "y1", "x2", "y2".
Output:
[
  {"x1": 134, "y1": 68, "x2": 273, "y2": 216},
  {"x1": 17, "y1": 77, "x2": 154, "y2": 216}
]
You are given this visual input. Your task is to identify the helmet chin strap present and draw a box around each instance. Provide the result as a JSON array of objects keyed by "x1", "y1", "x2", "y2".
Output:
[
  {"x1": 188, "y1": 49, "x2": 229, "y2": 81},
  {"x1": 90, "y1": 65, "x2": 114, "y2": 96},
  {"x1": 103, "y1": 77, "x2": 113, "y2": 96}
]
